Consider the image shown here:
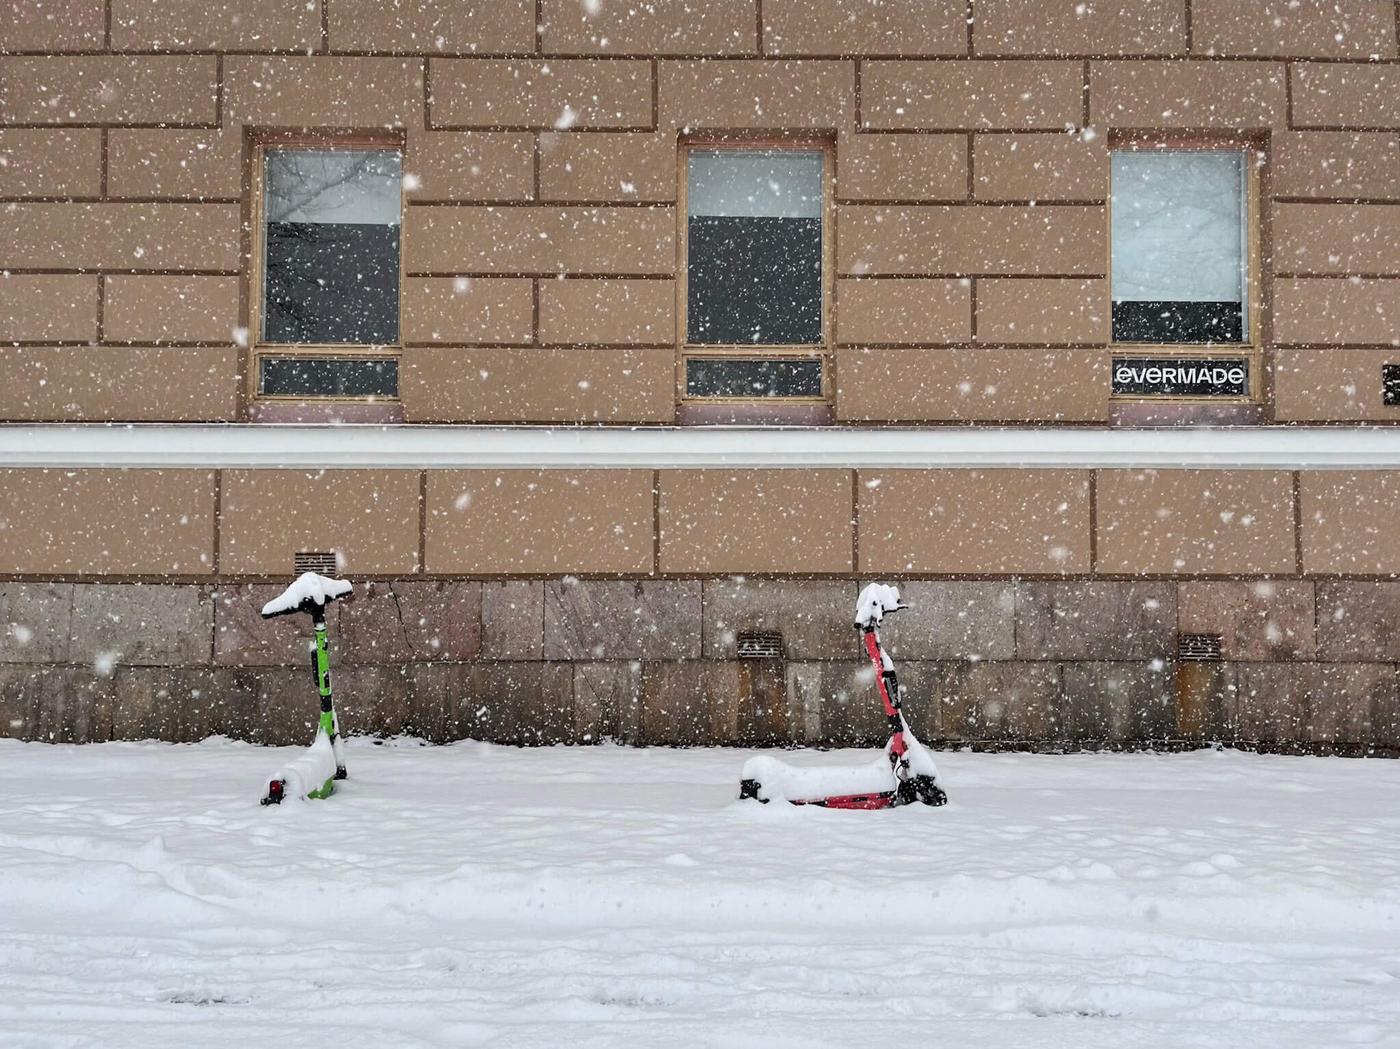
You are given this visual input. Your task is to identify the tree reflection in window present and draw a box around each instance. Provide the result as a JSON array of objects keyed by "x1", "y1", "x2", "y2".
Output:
[{"x1": 262, "y1": 149, "x2": 401, "y2": 346}]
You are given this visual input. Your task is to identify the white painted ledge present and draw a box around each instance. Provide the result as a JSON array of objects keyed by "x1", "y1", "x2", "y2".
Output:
[{"x1": 0, "y1": 424, "x2": 1398, "y2": 470}]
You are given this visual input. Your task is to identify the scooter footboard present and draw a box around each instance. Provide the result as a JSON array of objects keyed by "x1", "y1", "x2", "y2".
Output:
[{"x1": 739, "y1": 753, "x2": 898, "y2": 804}]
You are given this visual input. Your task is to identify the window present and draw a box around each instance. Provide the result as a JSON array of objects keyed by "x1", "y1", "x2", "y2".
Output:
[
  {"x1": 254, "y1": 145, "x2": 402, "y2": 399},
  {"x1": 682, "y1": 146, "x2": 829, "y2": 402},
  {"x1": 1110, "y1": 150, "x2": 1249, "y2": 344},
  {"x1": 684, "y1": 357, "x2": 824, "y2": 399}
]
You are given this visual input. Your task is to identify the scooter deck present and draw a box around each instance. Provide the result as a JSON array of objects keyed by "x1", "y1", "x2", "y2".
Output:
[{"x1": 738, "y1": 774, "x2": 947, "y2": 808}]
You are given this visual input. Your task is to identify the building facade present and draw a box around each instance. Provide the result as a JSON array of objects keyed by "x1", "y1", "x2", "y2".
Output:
[{"x1": 4, "y1": 0, "x2": 1400, "y2": 752}]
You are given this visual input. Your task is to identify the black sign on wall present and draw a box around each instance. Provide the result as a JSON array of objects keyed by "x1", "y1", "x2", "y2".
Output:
[
  {"x1": 1112, "y1": 357, "x2": 1250, "y2": 398},
  {"x1": 1383, "y1": 365, "x2": 1400, "y2": 406}
]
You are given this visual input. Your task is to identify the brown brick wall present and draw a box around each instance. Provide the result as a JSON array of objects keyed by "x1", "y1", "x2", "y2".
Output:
[
  {"x1": 4, "y1": 4, "x2": 1400, "y2": 424},
  {"x1": 3, "y1": 465, "x2": 1390, "y2": 583}
]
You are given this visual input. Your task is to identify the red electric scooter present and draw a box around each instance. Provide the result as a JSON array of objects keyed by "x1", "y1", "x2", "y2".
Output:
[{"x1": 738, "y1": 583, "x2": 948, "y2": 809}]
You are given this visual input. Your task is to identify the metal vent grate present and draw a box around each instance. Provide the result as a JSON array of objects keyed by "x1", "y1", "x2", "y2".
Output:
[
  {"x1": 736, "y1": 630, "x2": 784, "y2": 659},
  {"x1": 1178, "y1": 633, "x2": 1223, "y2": 662},
  {"x1": 294, "y1": 551, "x2": 338, "y2": 576}
]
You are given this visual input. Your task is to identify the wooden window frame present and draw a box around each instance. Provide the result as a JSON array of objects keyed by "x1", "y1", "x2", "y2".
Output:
[
  {"x1": 677, "y1": 136, "x2": 835, "y2": 407},
  {"x1": 1107, "y1": 134, "x2": 1264, "y2": 405},
  {"x1": 248, "y1": 131, "x2": 407, "y2": 405}
]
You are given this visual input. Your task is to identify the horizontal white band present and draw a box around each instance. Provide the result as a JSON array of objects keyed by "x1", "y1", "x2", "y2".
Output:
[{"x1": 0, "y1": 424, "x2": 1396, "y2": 471}]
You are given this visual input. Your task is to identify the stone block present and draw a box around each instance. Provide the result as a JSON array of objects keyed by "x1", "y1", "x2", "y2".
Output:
[
  {"x1": 1229, "y1": 663, "x2": 1392, "y2": 746},
  {"x1": 764, "y1": 0, "x2": 965, "y2": 57},
  {"x1": 574, "y1": 662, "x2": 643, "y2": 743},
  {"x1": 203, "y1": 668, "x2": 262, "y2": 742},
  {"x1": 1373, "y1": 674, "x2": 1400, "y2": 749},
  {"x1": 449, "y1": 663, "x2": 575, "y2": 745},
  {"x1": 1315, "y1": 582, "x2": 1400, "y2": 662},
  {"x1": 1301, "y1": 472, "x2": 1400, "y2": 573},
  {"x1": 857, "y1": 469, "x2": 1093, "y2": 571},
  {"x1": 976, "y1": 0, "x2": 1185, "y2": 56},
  {"x1": 975, "y1": 278, "x2": 1109, "y2": 344},
  {"x1": 430, "y1": 59, "x2": 651, "y2": 130},
  {"x1": 863, "y1": 60, "x2": 1083, "y2": 130},
  {"x1": 0, "y1": 583, "x2": 74, "y2": 664},
  {"x1": 1090, "y1": 60, "x2": 1287, "y2": 130},
  {"x1": 334, "y1": 663, "x2": 414, "y2": 739},
  {"x1": 400, "y1": 663, "x2": 464, "y2": 744},
  {"x1": 70, "y1": 584, "x2": 213, "y2": 668},
  {"x1": 877, "y1": 582, "x2": 1016, "y2": 661},
  {"x1": 1016, "y1": 582, "x2": 1175, "y2": 661},
  {"x1": 659, "y1": 470, "x2": 853, "y2": 575},
  {"x1": 1178, "y1": 581, "x2": 1315, "y2": 662},
  {"x1": 886, "y1": 660, "x2": 947, "y2": 741},
  {"x1": 408, "y1": 663, "x2": 574, "y2": 745},
  {"x1": 543, "y1": 0, "x2": 755, "y2": 56},
  {"x1": 1233, "y1": 664, "x2": 1308, "y2": 744},
  {"x1": 798, "y1": 660, "x2": 918, "y2": 745},
  {"x1": 544, "y1": 580, "x2": 701, "y2": 661},
  {"x1": 1275, "y1": 204, "x2": 1400, "y2": 277},
  {"x1": 836, "y1": 278, "x2": 971, "y2": 344},
  {"x1": 701, "y1": 579, "x2": 857, "y2": 660},
  {"x1": 783, "y1": 663, "x2": 828, "y2": 745},
  {"x1": 1194, "y1": 0, "x2": 1397, "y2": 60},
  {"x1": 247, "y1": 666, "x2": 323, "y2": 747},
  {"x1": 213, "y1": 584, "x2": 339, "y2": 667},
  {"x1": 1096, "y1": 469, "x2": 1296, "y2": 576},
  {"x1": 813, "y1": 660, "x2": 888, "y2": 744},
  {"x1": 1060, "y1": 662, "x2": 1176, "y2": 744},
  {"x1": 338, "y1": 581, "x2": 481, "y2": 665},
  {"x1": 1293, "y1": 62, "x2": 1400, "y2": 130},
  {"x1": 938, "y1": 661, "x2": 1061, "y2": 743},
  {"x1": 0, "y1": 665, "x2": 111, "y2": 743},
  {"x1": 110, "y1": 667, "x2": 224, "y2": 743},
  {"x1": 482, "y1": 581, "x2": 543, "y2": 660},
  {"x1": 1305, "y1": 664, "x2": 1397, "y2": 746},
  {"x1": 640, "y1": 663, "x2": 742, "y2": 745}
]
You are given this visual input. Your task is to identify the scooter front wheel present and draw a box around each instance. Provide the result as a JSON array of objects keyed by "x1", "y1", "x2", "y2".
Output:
[{"x1": 913, "y1": 775, "x2": 948, "y2": 807}]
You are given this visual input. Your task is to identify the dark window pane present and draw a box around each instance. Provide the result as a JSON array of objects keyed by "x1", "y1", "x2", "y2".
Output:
[
  {"x1": 1110, "y1": 151, "x2": 1246, "y2": 345},
  {"x1": 1111, "y1": 300, "x2": 1244, "y2": 343},
  {"x1": 259, "y1": 357, "x2": 398, "y2": 398},
  {"x1": 687, "y1": 150, "x2": 823, "y2": 345},
  {"x1": 262, "y1": 149, "x2": 401, "y2": 345},
  {"x1": 685, "y1": 357, "x2": 823, "y2": 398}
]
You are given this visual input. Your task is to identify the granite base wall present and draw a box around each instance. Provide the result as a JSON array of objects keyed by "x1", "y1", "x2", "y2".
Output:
[{"x1": 4, "y1": 578, "x2": 1399, "y2": 753}]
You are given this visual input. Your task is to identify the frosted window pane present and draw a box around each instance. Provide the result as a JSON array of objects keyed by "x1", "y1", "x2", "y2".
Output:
[
  {"x1": 1111, "y1": 150, "x2": 1248, "y2": 344},
  {"x1": 688, "y1": 150, "x2": 823, "y2": 218},
  {"x1": 1111, "y1": 151, "x2": 1244, "y2": 303}
]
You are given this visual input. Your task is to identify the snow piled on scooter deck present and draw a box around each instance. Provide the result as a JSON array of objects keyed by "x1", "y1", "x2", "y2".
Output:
[
  {"x1": 741, "y1": 728, "x2": 942, "y2": 802},
  {"x1": 3, "y1": 738, "x2": 1399, "y2": 1049},
  {"x1": 741, "y1": 751, "x2": 900, "y2": 801},
  {"x1": 267, "y1": 730, "x2": 338, "y2": 801}
]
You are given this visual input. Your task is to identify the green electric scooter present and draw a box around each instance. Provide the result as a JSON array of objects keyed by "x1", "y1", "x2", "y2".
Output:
[{"x1": 259, "y1": 573, "x2": 353, "y2": 805}]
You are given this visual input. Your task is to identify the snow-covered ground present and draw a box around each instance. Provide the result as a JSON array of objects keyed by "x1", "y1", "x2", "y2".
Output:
[{"x1": 2, "y1": 739, "x2": 1398, "y2": 1049}]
